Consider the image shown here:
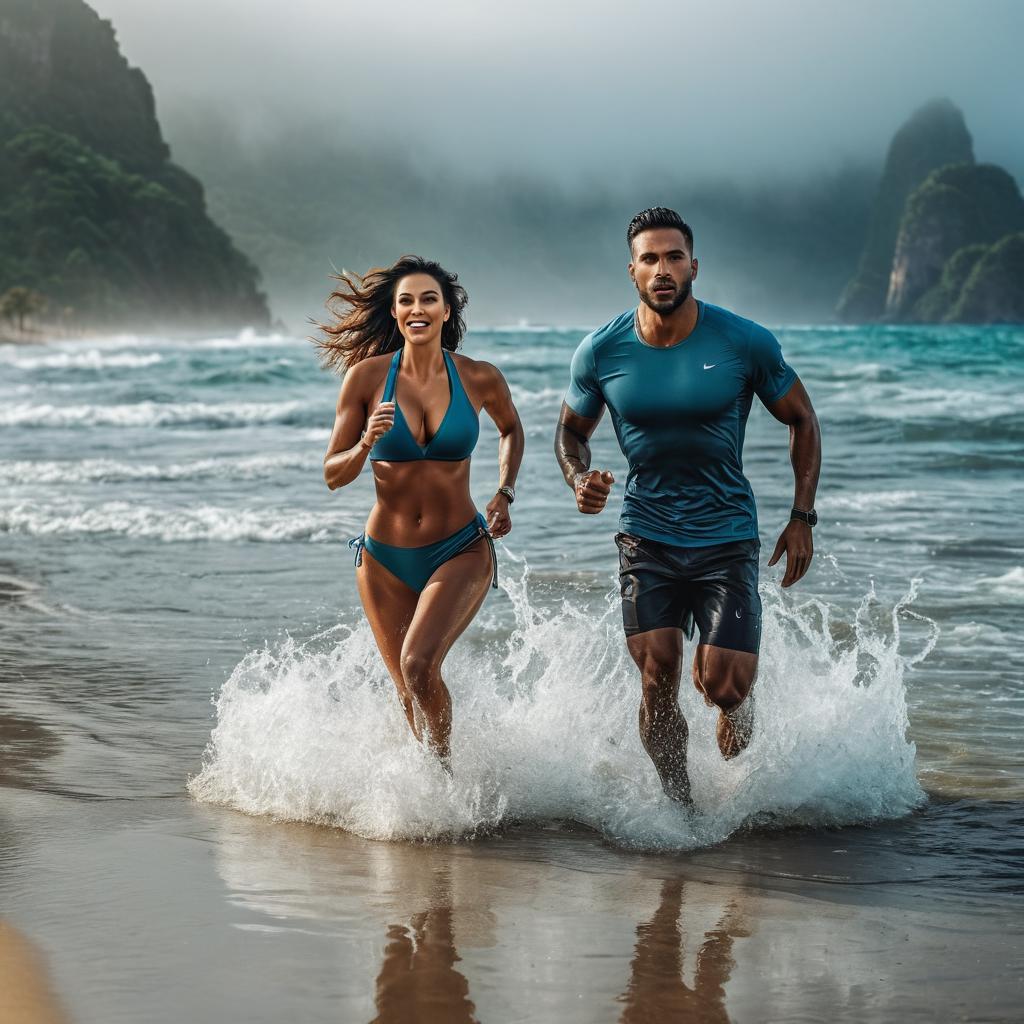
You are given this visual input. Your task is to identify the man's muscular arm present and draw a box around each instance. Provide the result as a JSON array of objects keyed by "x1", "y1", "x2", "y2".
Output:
[
  {"x1": 555, "y1": 402, "x2": 615, "y2": 514},
  {"x1": 764, "y1": 378, "x2": 821, "y2": 587}
]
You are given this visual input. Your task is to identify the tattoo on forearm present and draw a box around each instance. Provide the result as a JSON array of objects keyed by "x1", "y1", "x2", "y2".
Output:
[{"x1": 555, "y1": 422, "x2": 591, "y2": 488}]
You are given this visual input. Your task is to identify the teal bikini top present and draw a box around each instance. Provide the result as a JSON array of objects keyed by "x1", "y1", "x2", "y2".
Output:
[{"x1": 369, "y1": 347, "x2": 480, "y2": 462}]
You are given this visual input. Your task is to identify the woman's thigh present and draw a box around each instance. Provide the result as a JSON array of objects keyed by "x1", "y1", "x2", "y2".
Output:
[
  {"x1": 356, "y1": 549, "x2": 420, "y2": 684},
  {"x1": 402, "y1": 540, "x2": 493, "y2": 668}
]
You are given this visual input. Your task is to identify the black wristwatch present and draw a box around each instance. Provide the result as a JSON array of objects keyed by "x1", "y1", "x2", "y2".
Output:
[
  {"x1": 790, "y1": 507, "x2": 818, "y2": 527},
  {"x1": 498, "y1": 485, "x2": 515, "y2": 505}
]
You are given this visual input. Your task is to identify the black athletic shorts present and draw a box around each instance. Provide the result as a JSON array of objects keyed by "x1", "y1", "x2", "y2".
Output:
[{"x1": 615, "y1": 533, "x2": 762, "y2": 653}]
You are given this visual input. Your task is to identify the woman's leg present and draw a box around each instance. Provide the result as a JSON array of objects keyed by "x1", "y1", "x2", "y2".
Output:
[
  {"x1": 400, "y1": 540, "x2": 493, "y2": 766},
  {"x1": 357, "y1": 549, "x2": 422, "y2": 737}
]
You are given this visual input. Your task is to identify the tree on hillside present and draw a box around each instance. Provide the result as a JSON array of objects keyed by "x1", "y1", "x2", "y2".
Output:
[{"x1": 0, "y1": 285, "x2": 48, "y2": 332}]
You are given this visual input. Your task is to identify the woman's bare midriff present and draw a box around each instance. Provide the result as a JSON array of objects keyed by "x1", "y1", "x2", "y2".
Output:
[{"x1": 365, "y1": 459, "x2": 478, "y2": 545}]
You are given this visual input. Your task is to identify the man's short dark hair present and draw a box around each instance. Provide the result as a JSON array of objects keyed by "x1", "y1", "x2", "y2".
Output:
[{"x1": 627, "y1": 207, "x2": 694, "y2": 255}]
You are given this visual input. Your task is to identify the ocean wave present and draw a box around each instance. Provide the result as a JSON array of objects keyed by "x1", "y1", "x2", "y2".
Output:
[
  {"x1": 0, "y1": 500, "x2": 361, "y2": 543},
  {"x1": 830, "y1": 386, "x2": 1021, "y2": 423},
  {"x1": 507, "y1": 385, "x2": 565, "y2": 407},
  {"x1": 0, "y1": 349, "x2": 165, "y2": 371},
  {"x1": 191, "y1": 330, "x2": 299, "y2": 350},
  {"x1": 189, "y1": 572, "x2": 929, "y2": 849},
  {"x1": 974, "y1": 566, "x2": 1024, "y2": 600},
  {"x1": 0, "y1": 454, "x2": 319, "y2": 485},
  {"x1": 819, "y1": 490, "x2": 921, "y2": 512},
  {"x1": 479, "y1": 324, "x2": 589, "y2": 335},
  {"x1": 0, "y1": 400, "x2": 319, "y2": 429}
]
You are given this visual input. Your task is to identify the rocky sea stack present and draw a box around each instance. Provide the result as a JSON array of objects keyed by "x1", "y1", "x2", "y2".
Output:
[
  {"x1": 839, "y1": 98, "x2": 1024, "y2": 325},
  {"x1": 0, "y1": 0, "x2": 270, "y2": 333}
]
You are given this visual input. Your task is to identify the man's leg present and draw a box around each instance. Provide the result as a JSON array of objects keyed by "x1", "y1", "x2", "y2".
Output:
[
  {"x1": 692, "y1": 646, "x2": 757, "y2": 759},
  {"x1": 687, "y1": 539, "x2": 762, "y2": 760},
  {"x1": 626, "y1": 627, "x2": 692, "y2": 805},
  {"x1": 617, "y1": 533, "x2": 695, "y2": 805}
]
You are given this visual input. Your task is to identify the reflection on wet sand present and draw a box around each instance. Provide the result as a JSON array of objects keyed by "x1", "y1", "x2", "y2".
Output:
[
  {"x1": 619, "y1": 879, "x2": 749, "y2": 1024},
  {"x1": 370, "y1": 870, "x2": 478, "y2": 1024},
  {"x1": 0, "y1": 713, "x2": 61, "y2": 791},
  {"x1": 208, "y1": 813, "x2": 767, "y2": 1021},
  {"x1": 0, "y1": 920, "x2": 68, "y2": 1024}
]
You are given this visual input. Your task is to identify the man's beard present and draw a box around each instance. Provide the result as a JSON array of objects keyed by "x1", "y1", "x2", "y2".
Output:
[{"x1": 640, "y1": 277, "x2": 691, "y2": 315}]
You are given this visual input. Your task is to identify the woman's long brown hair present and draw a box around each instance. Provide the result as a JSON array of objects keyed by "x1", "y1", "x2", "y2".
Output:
[{"x1": 314, "y1": 255, "x2": 468, "y2": 372}]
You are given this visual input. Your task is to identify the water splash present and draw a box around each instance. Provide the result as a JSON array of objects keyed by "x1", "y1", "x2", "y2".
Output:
[{"x1": 189, "y1": 567, "x2": 930, "y2": 850}]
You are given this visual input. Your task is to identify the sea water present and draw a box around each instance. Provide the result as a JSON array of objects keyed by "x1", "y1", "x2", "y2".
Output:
[
  {"x1": 2, "y1": 324, "x2": 1019, "y2": 817},
  {"x1": 1, "y1": 323, "x2": 1022, "y2": 1020}
]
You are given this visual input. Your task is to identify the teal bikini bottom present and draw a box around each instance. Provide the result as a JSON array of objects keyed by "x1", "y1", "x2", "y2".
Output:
[{"x1": 350, "y1": 513, "x2": 497, "y2": 593}]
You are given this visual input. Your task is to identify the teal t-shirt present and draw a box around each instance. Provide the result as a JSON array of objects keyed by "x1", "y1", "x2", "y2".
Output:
[{"x1": 564, "y1": 301, "x2": 796, "y2": 547}]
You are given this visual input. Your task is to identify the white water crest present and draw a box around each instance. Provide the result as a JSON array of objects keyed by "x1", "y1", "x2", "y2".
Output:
[
  {"x1": 975, "y1": 566, "x2": 1024, "y2": 601},
  {"x1": 0, "y1": 454, "x2": 319, "y2": 485},
  {"x1": 189, "y1": 567, "x2": 932, "y2": 850},
  {"x1": 0, "y1": 500, "x2": 360, "y2": 543},
  {"x1": 0, "y1": 400, "x2": 312, "y2": 429},
  {"x1": 819, "y1": 490, "x2": 921, "y2": 512},
  {"x1": 0, "y1": 349, "x2": 165, "y2": 371}
]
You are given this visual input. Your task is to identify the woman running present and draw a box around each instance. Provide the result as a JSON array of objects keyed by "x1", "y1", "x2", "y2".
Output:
[{"x1": 318, "y1": 256, "x2": 524, "y2": 768}]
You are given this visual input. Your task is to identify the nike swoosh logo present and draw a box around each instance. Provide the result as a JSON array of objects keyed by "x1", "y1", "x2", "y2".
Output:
[
  {"x1": 735, "y1": 609, "x2": 743, "y2": 618},
  {"x1": 704, "y1": 363, "x2": 716, "y2": 370}
]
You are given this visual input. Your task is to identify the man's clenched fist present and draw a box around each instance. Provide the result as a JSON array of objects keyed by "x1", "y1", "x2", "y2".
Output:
[{"x1": 575, "y1": 469, "x2": 615, "y2": 514}]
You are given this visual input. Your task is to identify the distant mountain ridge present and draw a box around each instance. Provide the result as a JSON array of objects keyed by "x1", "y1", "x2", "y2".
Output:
[{"x1": 0, "y1": 0, "x2": 270, "y2": 331}]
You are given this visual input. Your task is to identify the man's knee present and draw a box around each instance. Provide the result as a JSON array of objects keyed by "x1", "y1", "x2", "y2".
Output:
[{"x1": 693, "y1": 666, "x2": 754, "y2": 713}]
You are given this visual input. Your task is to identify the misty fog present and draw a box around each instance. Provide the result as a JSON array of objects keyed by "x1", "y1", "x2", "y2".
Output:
[
  {"x1": 82, "y1": 1, "x2": 1024, "y2": 325},
  {"x1": 87, "y1": 0, "x2": 1024, "y2": 184}
]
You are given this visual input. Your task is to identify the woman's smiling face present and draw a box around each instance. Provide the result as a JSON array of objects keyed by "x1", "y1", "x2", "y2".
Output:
[{"x1": 393, "y1": 273, "x2": 450, "y2": 346}]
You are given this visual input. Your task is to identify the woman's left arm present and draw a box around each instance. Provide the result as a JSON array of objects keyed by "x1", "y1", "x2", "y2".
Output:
[{"x1": 477, "y1": 361, "x2": 524, "y2": 538}]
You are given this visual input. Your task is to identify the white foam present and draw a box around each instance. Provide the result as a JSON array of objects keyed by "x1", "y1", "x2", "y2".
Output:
[
  {"x1": 480, "y1": 323, "x2": 586, "y2": 334},
  {"x1": 819, "y1": 490, "x2": 920, "y2": 512},
  {"x1": 0, "y1": 500, "x2": 360, "y2": 543},
  {"x1": 832, "y1": 385, "x2": 1020, "y2": 422},
  {"x1": 189, "y1": 570, "x2": 930, "y2": 850},
  {"x1": 191, "y1": 329, "x2": 299, "y2": 350},
  {"x1": 1, "y1": 350, "x2": 164, "y2": 371},
  {"x1": 0, "y1": 454, "x2": 319, "y2": 485},
  {"x1": 0, "y1": 400, "x2": 313, "y2": 429},
  {"x1": 975, "y1": 566, "x2": 1024, "y2": 600},
  {"x1": 507, "y1": 385, "x2": 565, "y2": 407}
]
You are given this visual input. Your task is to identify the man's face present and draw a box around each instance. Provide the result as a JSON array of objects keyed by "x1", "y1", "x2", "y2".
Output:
[{"x1": 628, "y1": 228, "x2": 697, "y2": 314}]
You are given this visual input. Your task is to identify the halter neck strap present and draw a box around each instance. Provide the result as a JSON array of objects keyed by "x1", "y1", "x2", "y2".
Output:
[{"x1": 381, "y1": 348, "x2": 402, "y2": 403}]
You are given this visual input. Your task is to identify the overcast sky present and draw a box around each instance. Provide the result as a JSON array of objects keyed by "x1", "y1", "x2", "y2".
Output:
[{"x1": 89, "y1": 0, "x2": 1024, "y2": 184}]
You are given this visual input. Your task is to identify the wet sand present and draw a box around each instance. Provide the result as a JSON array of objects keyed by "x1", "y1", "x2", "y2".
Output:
[{"x1": 2, "y1": 781, "x2": 1021, "y2": 1023}]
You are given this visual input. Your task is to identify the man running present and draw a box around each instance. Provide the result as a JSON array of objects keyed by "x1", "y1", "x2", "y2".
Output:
[{"x1": 554, "y1": 207, "x2": 821, "y2": 807}]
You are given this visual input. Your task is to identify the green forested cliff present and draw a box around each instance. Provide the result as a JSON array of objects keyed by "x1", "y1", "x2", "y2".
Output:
[
  {"x1": 839, "y1": 98, "x2": 1024, "y2": 325},
  {"x1": 886, "y1": 163, "x2": 1024, "y2": 320},
  {"x1": 836, "y1": 99, "x2": 975, "y2": 322},
  {"x1": 0, "y1": 0, "x2": 269, "y2": 330}
]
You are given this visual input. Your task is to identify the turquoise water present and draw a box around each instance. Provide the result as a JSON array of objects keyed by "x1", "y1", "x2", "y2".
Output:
[{"x1": 1, "y1": 324, "x2": 1021, "y2": 806}]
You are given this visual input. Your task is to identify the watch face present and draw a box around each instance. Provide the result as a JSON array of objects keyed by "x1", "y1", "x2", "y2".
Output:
[{"x1": 807, "y1": 510, "x2": 818, "y2": 526}]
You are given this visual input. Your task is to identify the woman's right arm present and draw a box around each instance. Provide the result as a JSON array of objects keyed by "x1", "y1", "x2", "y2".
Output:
[{"x1": 323, "y1": 364, "x2": 394, "y2": 490}]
